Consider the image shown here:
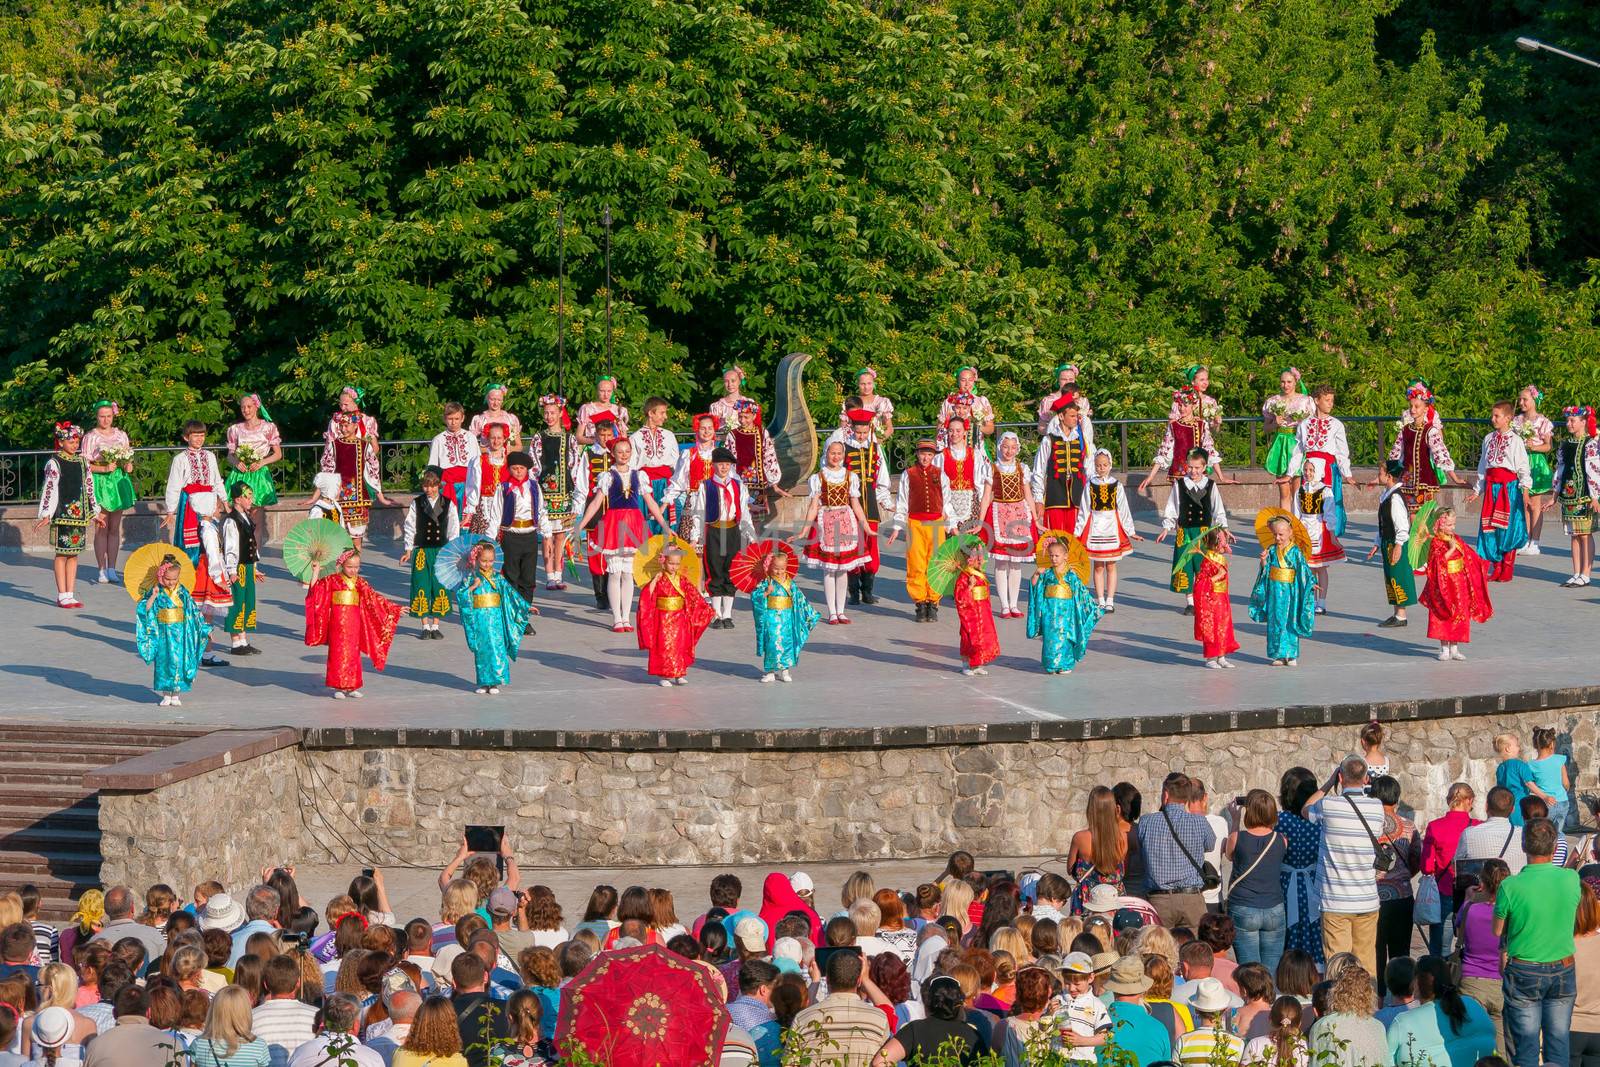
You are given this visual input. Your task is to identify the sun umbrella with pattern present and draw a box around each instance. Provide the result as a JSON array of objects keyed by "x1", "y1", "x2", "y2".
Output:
[
  {"x1": 555, "y1": 943, "x2": 731, "y2": 1067},
  {"x1": 927, "y1": 533, "x2": 986, "y2": 598},
  {"x1": 632, "y1": 533, "x2": 702, "y2": 586},
  {"x1": 1408, "y1": 499, "x2": 1440, "y2": 572},
  {"x1": 1033, "y1": 529, "x2": 1091, "y2": 583},
  {"x1": 433, "y1": 531, "x2": 496, "y2": 591},
  {"x1": 123, "y1": 543, "x2": 196, "y2": 600},
  {"x1": 281, "y1": 517, "x2": 354, "y2": 583},
  {"x1": 1253, "y1": 507, "x2": 1312, "y2": 558},
  {"x1": 1171, "y1": 525, "x2": 1216, "y2": 582},
  {"x1": 728, "y1": 539, "x2": 800, "y2": 593}
]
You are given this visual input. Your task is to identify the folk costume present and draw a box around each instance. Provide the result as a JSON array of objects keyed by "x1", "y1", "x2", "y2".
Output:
[
  {"x1": 572, "y1": 419, "x2": 619, "y2": 608},
  {"x1": 470, "y1": 387, "x2": 522, "y2": 449},
  {"x1": 221, "y1": 496, "x2": 262, "y2": 648},
  {"x1": 83, "y1": 423, "x2": 137, "y2": 514},
  {"x1": 308, "y1": 472, "x2": 347, "y2": 530},
  {"x1": 462, "y1": 445, "x2": 510, "y2": 536},
  {"x1": 1512, "y1": 407, "x2": 1556, "y2": 496},
  {"x1": 838, "y1": 391, "x2": 896, "y2": 439},
  {"x1": 458, "y1": 569, "x2": 531, "y2": 691},
  {"x1": 484, "y1": 452, "x2": 552, "y2": 612},
  {"x1": 752, "y1": 575, "x2": 822, "y2": 681},
  {"x1": 1169, "y1": 368, "x2": 1223, "y2": 428},
  {"x1": 578, "y1": 444, "x2": 663, "y2": 630},
  {"x1": 534, "y1": 398, "x2": 580, "y2": 588},
  {"x1": 1076, "y1": 467, "x2": 1136, "y2": 564},
  {"x1": 803, "y1": 464, "x2": 870, "y2": 621},
  {"x1": 40, "y1": 430, "x2": 99, "y2": 561},
  {"x1": 939, "y1": 435, "x2": 990, "y2": 535},
  {"x1": 191, "y1": 494, "x2": 236, "y2": 621},
  {"x1": 136, "y1": 580, "x2": 209, "y2": 703},
  {"x1": 954, "y1": 566, "x2": 1000, "y2": 674},
  {"x1": 164, "y1": 444, "x2": 225, "y2": 565},
  {"x1": 709, "y1": 366, "x2": 751, "y2": 430},
  {"x1": 1290, "y1": 411, "x2": 1352, "y2": 538},
  {"x1": 892, "y1": 443, "x2": 949, "y2": 618},
  {"x1": 630, "y1": 422, "x2": 681, "y2": 535},
  {"x1": 1554, "y1": 409, "x2": 1600, "y2": 539},
  {"x1": 1262, "y1": 383, "x2": 1315, "y2": 479},
  {"x1": 1375, "y1": 473, "x2": 1416, "y2": 615},
  {"x1": 1474, "y1": 427, "x2": 1532, "y2": 582},
  {"x1": 828, "y1": 415, "x2": 894, "y2": 605},
  {"x1": 1387, "y1": 383, "x2": 1456, "y2": 515},
  {"x1": 1025, "y1": 565, "x2": 1101, "y2": 674},
  {"x1": 983, "y1": 433, "x2": 1038, "y2": 619},
  {"x1": 688, "y1": 453, "x2": 756, "y2": 627},
  {"x1": 402, "y1": 484, "x2": 460, "y2": 625},
  {"x1": 727, "y1": 402, "x2": 782, "y2": 526},
  {"x1": 1152, "y1": 398, "x2": 1222, "y2": 477},
  {"x1": 1036, "y1": 365, "x2": 1093, "y2": 433},
  {"x1": 1032, "y1": 397, "x2": 1095, "y2": 532},
  {"x1": 575, "y1": 387, "x2": 629, "y2": 443},
  {"x1": 426, "y1": 424, "x2": 480, "y2": 516},
  {"x1": 1161, "y1": 475, "x2": 1228, "y2": 600},
  {"x1": 321, "y1": 412, "x2": 382, "y2": 539},
  {"x1": 1248, "y1": 543, "x2": 1316, "y2": 664},
  {"x1": 304, "y1": 558, "x2": 401, "y2": 696},
  {"x1": 937, "y1": 390, "x2": 994, "y2": 453},
  {"x1": 1193, "y1": 550, "x2": 1240, "y2": 668},
  {"x1": 1293, "y1": 478, "x2": 1345, "y2": 568},
  {"x1": 225, "y1": 407, "x2": 282, "y2": 507},
  {"x1": 670, "y1": 416, "x2": 722, "y2": 536},
  {"x1": 1420, "y1": 533, "x2": 1492, "y2": 656},
  {"x1": 637, "y1": 570, "x2": 715, "y2": 684}
]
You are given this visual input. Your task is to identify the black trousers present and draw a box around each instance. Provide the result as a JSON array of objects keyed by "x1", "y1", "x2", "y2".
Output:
[
  {"x1": 1571, "y1": 1031, "x2": 1600, "y2": 1067},
  {"x1": 500, "y1": 530, "x2": 539, "y2": 604},
  {"x1": 704, "y1": 525, "x2": 743, "y2": 597},
  {"x1": 1375, "y1": 896, "x2": 1413, "y2": 980}
]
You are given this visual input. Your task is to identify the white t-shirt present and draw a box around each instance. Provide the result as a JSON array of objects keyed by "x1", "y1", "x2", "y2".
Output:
[
  {"x1": 1053, "y1": 991, "x2": 1111, "y2": 1062},
  {"x1": 1202, "y1": 813, "x2": 1229, "y2": 904}
]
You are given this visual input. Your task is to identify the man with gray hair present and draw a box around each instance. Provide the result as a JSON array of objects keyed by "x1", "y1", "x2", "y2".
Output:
[
  {"x1": 366, "y1": 990, "x2": 420, "y2": 1066},
  {"x1": 89, "y1": 885, "x2": 167, "y2": 958},
  {"x1": 1304, "y1": 755, "x2": 1384, "y2": 974},
  {"x1": 287, "y1": 992, "x2": 384, "y2": 1067},
  {"x1": 227, "y1": 884, "x2": 282, "y2": 967}
]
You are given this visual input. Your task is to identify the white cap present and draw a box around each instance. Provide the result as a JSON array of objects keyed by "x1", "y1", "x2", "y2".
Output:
[
  {"x1": 773, "y1": 937, "x2": 802, "y2": 962},
  {"x1": 733, "y1": 916, "x2": 767, "y2": 954},
  {"x1": 790, "y1": 872, "x2": 813, "y2": 894}
]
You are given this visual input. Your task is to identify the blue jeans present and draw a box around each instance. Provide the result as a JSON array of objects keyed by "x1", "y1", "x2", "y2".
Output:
[
  {"x1": 1549, "y1": 798, "x2": 1570, "y2": 832},
  {"x1": 1503, "y1": 958, "x2": 1576, "y2": 1067},
  {"x1": 1230, "y1": 902, "x2": 1287, "y2": 975},
  {"x1": 1429, "y1": 893, "x2": 1455, "y2": 956}
]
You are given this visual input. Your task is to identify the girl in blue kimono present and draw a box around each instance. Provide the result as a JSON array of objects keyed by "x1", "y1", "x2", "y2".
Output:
[
  {"x1": 751, "y1": 549, "x2": 821, "y2": 684},
  {"x1": 135, "y1": 556, "x2": 210, "y2": 706},
  {"x1": 458, "y1": 542, "x2": 532, "y2": 694},
  {"x1": 1025, "y1": 537, "x2": 1103, "y2": 674},
  {"x1": 1249, "y1": 516, "x2": 1317, "y2": 665}
]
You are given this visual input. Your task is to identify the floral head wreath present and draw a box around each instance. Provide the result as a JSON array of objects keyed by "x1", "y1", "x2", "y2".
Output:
[
  {"x1": 1564, "y1": 405, "x2": 1598, "y2": 438},
  {"x1": 1055, "y1": 363, "x2": 1079, "y2": 377},
  {"x1": 538, "y1": 394, "x2": 572, "y2": 431},
  {"x1": 53, "y1": 421, "x2": 83, "y2": 443},
  {"x1": 1405, "y1": 380, "x2": 1434, "y2": 404},
  {"x1": 954, "y1": 365, "x2": 978, "y2": 382},
  {"x1": 1173, "y1": 386, "x2": 1199, "y2": 404},
  {"x1": 339, "y1": 385, "x2": 365, "y2": 406},
  {"x1": 854, "y1": 366, "x2": 878, "y2": 383},
  {"x1": 335, "y1": 548, "x2": 360, "y2": 569},
  {"x1": 1523, "y1": 384, "x2": 1544, "y2": 404}
]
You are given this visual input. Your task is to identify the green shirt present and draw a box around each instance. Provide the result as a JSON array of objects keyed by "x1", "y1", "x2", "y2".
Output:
[{"x1": 1495, "y1": 862, "x2": 1580, "y2": 962}]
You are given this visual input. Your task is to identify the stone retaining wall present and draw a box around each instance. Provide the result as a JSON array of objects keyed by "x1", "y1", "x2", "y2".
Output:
[{"x1": 98, "y1": 705, "x2": 1598, "y2": 888}]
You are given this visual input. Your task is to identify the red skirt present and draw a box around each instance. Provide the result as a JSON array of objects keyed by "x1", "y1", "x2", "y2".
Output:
[
  {"x1": 191, "y1": 552, "x2": 234, "y2": 612},
  {"x1": 598, "y1": 508, "x2": 648, "y2": 554}
]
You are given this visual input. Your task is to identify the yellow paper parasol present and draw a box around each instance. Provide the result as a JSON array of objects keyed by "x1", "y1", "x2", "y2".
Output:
[
  {"x1": 1254, "y1": 507, "x2": 1312, "y2": 558},
  {"x1": 1034, "y1": 529, "x2": 1091, "y2": 583},
  {"x1": 633, "y1": 533, "x2": 703, "y2": 586},
  {"x1": 123, "y1": 543, "x2": 196, "y2": 600}
]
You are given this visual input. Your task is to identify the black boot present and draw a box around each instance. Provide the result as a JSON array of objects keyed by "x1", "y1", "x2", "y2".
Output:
[
  {"x1": 914, "y1": 601, "x2": 928, "y2": 622},
  {"x1": 592, "y1": 573, "x2": 610, "y2": 611},
  {"x1": 859, "y1": 571, "x2": 878, "y2": 605},
  {"x1": 847, "y1": 572, "x2": 862, "y2": 605},
  {"x1": 927, "y1": 602, "x2": 938, "y2": 622}
]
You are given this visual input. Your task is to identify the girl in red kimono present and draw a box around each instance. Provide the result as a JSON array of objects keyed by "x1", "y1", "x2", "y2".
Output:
[
  {"x1": 1419, "y1": 508, "x2": 1493, "y2": 662},
  {"x1": 636, "y1": 547, "x2": 715, "y2": 686},
  {"x1": 1192, "y1": 527, "x2": 1240, "y2": 669},
  {"x1": 953, "y1": 543, "x2": 1000, "y2": 677},
  {"x1": 304, "y1": 549, "x2": 402, "y2": 698}
]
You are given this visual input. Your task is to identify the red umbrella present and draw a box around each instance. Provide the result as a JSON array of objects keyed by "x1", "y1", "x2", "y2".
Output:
[
  {"x1": 729, "y1": 539, "x2": 799, "y2": 593},
  {"x1": 555, "y1": 943, "x2": 731, "y2": 1067}
]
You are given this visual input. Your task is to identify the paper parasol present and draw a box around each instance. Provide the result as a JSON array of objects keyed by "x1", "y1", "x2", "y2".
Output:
[
  {"x1": 1253, "y1": 507, "x2": 1312, "y2": 558},
  {"x1": 1034, "y1": 529, "x2": 1090, "y2": 583},
  {"x1": 434, "y1": 532, "x2": 496, "y2": 591},
  {"x1": 1408, "y1": 499, "x2": 1439, "y2": 572},
  {"x1": 1171, "y1": 525, "x2": 1214, "y2": 580},
  {"x1": 556, "y1": 943, "x2": 730, "y2": 1067},
  {"x1": 633, "y1": 533, "x2": 702, "y2": 586},
  {"x1": 729, "y1": 539, "x2": 799, "y2": 593},
  {"x1": 123, "y1": 543, "x2": 196, "y2": 600},
  {"x1": 928, "y1": 533, "x2": 986, "y2": 598},
  {"x1": 281, "y1": 517, "x2": 354, "y2": 583}
]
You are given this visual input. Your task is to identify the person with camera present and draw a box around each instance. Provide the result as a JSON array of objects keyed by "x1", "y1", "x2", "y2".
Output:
[{"x1": 1300, "y1": 755, "x2": 1385, "y2": 976}]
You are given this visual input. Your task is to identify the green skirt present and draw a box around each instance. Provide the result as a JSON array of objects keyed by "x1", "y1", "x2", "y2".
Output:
[
  {"x1": 409, "y1": 546, "x2": 452, "y2": 618},
  {"x1": 225, "y1": 466, "x2": 278, "y2": 507},
  {"x1": 1264, "y1": 430, "x2": 1298, "y2": 477},
  {"x1": 1170, "y1": 526, "x2": 1205, "y2": 594},
  {"x1": 225, "y1": 562, "x2": 258, "y2": 633},
  {"x1": 1380, "y1": 544, "x2": 1416, "y2": 607},
  {"x1": 91, "y1": 469, "x2": 137, "y2": 513},
  {"x1": 1529, "y1": 451, "x2": 1553, "y2": 496}
]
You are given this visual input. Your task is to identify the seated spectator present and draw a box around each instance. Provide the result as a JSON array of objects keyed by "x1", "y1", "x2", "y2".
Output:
[
  {"x1": 871, "y1": 890, "x2": 917, "y2": 965},
  {"x1": 871, "y1": 975, "x2": 980, "y2": 1067},
  {"x1": 791, "y1": 949, "x2": 889, "y2": 1066},
  {"x1": 1234, "y1": 962, "x2": 1275, "y2": 1042},
  {"x1": 449, "y1": 950, "x2": 511, "y2": 1067},
  {"x1": 1242, "y1": 996, "x2": 1309, "y2": 1066},
  {"x1": 727, "y1": 959, "x2": 782, "y2": 1067},
  {"x1": 1376, "y1": 956, "x2": 1418, "y2": 1028},
  {"x1": 490, "y1": 988, "x2": 556, "y2": 1067},
  {"x1": 82, "y1": 985, "x2": 169, "y2": 1067},
  {"x1": 36, "y1": 963, "x2": 97, "y2": 1048},
  {"x1": 1384, "y1": 955, "x2": 1496, "y2": 1067},
  {"x1": 367, "y1": 989, "x2": 419, "y2": 1065},
  {"x1": 1100, "y1": 955, "x2": 1173, "y2": 1067},
  {"x1": 1307, "y1": 965, "x2": 1387, "y2": 1067},
  {"x1": 89, "y1": 887, "x2": 166, "y2": 962},
  {"x1": 1195, "y1": 913, "x2": 1238, "y2": 993},
  {"x1": 394, "y1": 997, "x2": 468, "y2": 1067},
  {"x1": 286, "y1": 993, "x2": 382, "y2": 1067},
  {"x1": 251, "y1": 955, "x2": 318, "y2": 1067},
  {"x1": 996, "y1": 967, "x2": 1055, "y2": 1067},
  {"x1": 1176, "y1": 977, "x2": 1245, "y2": 1065},
  {"x1": 226, "y1": 888, "x2": 282, "y2": 969},
  {"x1": 28, "y1": 1007, "x2": 83, "y2": 1067},
  {"x1": 0, "y1": 925, "x2": 37, "y2": 984},
  {"x1": 1141, "y1": 953, "x2": 1193, "y2": 1047},
  {"x1": 1175, "y1": 939, "x2": 1241, "y2": 1010}
]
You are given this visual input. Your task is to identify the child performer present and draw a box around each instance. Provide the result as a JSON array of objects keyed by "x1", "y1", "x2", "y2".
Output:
[
  {"x1": 839, "y1": 367, "x2": 896, "y2": 438},
  {"x1": 575, "y1": 437, "x2": 671, "y2": 633},
  {"x1": 426, "y1": 401, "x2": 480, "y2": 518},
  {"x1": 1388, "y1": 379, "x2": 1467, "y2": 516},
  {"x1": 191, "y1": 491, "x2": 236, "y2": 668},
  {"x1": 458, "y1": 542, "x2": 531, "y2": 694},
  {"x1": 751, "y1": 549, "x2": 821, "y2": 684},
  {"x1": 1172, "y1": 364, "x2": 1223, "y2": 432},
  {"x1": 1366, "y1": 459, "x2": 1415, "y2": 627},
  {"x1": 1553, "y1": 405, "x2": 1600, "y2": 587},
  {"x1": 573, "y1": 414, "x2": 619, "y2": 610},
  {"x1": 709, "y1": 365, "x2": 751, "y2": 431},
  {"x1": 163, "y1": 420, "x2": 225, "y2": 565},
  {"x1": 631, "y1": 397, "x2": 680, "y2": 535},
  {"x1": 401, "y1": 467, "x2": 460, "y2": 638},
  {"x1": 637, "y1": 545, "x2": 714, "y2": 687},
  {"x1": 802, "y1": 439, "x2": 873, "y2": 625},
  {"x1": 463, "y1": 422, "x2": 510, "y2": 535},
  {"x1": 483, "y1": 451, "x2": 551, "y2": 631},
  {"x1": 689, "y1": 447, "x2": 755, "y2": 629},
  {"x1": 938, "y1": 367, "x2": 996, "y2": 451},
  {"x1": 939, "y1": 415, "x2": 990, "y2": 534},
  {"x1": 1141, "y1": 387, "x2": 1226, "y2": 493},
  {"x1": 1156, "y1": 448, "x2": 1231, "y2": 613},
  {"x1": 222, "y1": 483, "x2": 265, "y2": 654},
  {"x1": 1263, "y1": 367, "x2": 1314, "y2": 510},
  {"x1": 1291, "y1": 383, "x2": 1351, "y2": 539},
  {"x1": 36, "y1": 422, "x2": 103, "y2": 608},
  {"x1": 1076, "y1": 448, "x2": 1141, "y2": 613},
  {"x1": 832, "y1": 410, "x2": 893, "y2": 606},
  {"x1": 1293, "y1": 464, "x2": 1345, "y2": 614},
  {"x1": 225, "y1": 393, "x2": 283, "y2": 532},
  {"x1": 83, "y1": 402, "x2": 136, "y2": 584},
  {"x1": 1032, "y1": 396, "x2": 1094, "y2": 532},
  {"x1": 535, "y1": 395, "x2": 579, "y2": 590},
  {"x1": 575, "y1": 375, "x2": 629, "y2": 445},
  {"x1": 136, "y1": 556, "x2": 209, "y2": 706},
  {"x1": 978, "y1": 431, "x2": 1037, "y2": 619},
  {"x1": 1026, "y1": 536, "x2": 1102, "y2": 675},
  {"x1": 887, "y1": 440, "x2": 947, "y2": 623},
  {"x1": 670, "y1": 413, "x2": 721, "y2": 538},
  {"x1": 306, "y1": 473, "x2": 346, "y2": 528},
  {"x1": 727, "y1": 400, "x2": 784, "y2": 526},
  {"x1": 1192, "y1": 527, "x2": 1238, "y2": 669},
  {"x1": 320, "y1": 410, "x2": 392, "y2": 549},
  {"x1": 470, "y1": 384, "x2": 522, "y2": 451},
  {"x1": 1513, "y1": 385, "x2": 1556, "y2": 556},
  {"x1": 1419, "y1": 508, "x2": 1492, "y2": 662},
  {"x1": 1468, "y1": 401, "x2": 1533, "y2": 583},
  {"x1": 1249, "y1": 516, "x2": 1317, "y2": 667},
  {"x1": 304, "y1": 549, "x2": 401, "y2": 699},
  {"x1": 953, "y1": 542, "x2": 1000, "y2": 677}
]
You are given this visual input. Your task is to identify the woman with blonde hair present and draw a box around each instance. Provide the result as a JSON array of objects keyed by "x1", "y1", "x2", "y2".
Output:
[
  {"x1": 1066, "y1": 785, "x2": 1128, "y2": 913},
  {"x1": 841, "y1": 871, "x2": 876, "y2": 913},
  {"x1": 189, "y1": 985, "x2": 271, "y2": 1066},
  {"x1": 395, "y1": 996, "x2": 469, "y2": 1067},
  {"x1": 988, "y1": 927, "x2": 1031, "y2": 971},
  {"x1": 434, "y1": 879, "x2": 479, "y2": 943},
  {"x1": 0, "y1": 892, "x2": 23, "y2": 930},
  {"x1": 139, "y1": 883, "x2": 177, "y2": 928},
  {"x1": 1133, "y1": 924, "x2": 1179, "y2": 970},
  {"x1": 36, "y1": 963, "x2": 97, "y2": 1045},
  {"x1": 940, "y1": 880, "x2": 976, "y2": 936},
  {"x1": 1307, "y1": 964, "x2": 1387, "y2": 1066}
]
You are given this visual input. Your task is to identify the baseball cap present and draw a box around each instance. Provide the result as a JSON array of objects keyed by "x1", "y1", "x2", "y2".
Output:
[
  {"x1": 734, "y1": 916, "x2": 767, "y2": 954},
  {"x1": 487, "y1": 887, "x2": 518, "y2": 916},
  {"x1": 772, "y1": 936, "x2": 803, "y2": 975},
  {"x1": 1061, "y1": 951, "x2": 1095, "y2": 975},
  {"x1": 1112, "y1": 907, "x2": 1146, "y2": 933}
]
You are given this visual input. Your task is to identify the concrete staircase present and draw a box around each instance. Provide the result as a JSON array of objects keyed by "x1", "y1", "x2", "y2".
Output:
[{"x1": 0, "y1": 724, "x2": 212, "y2": 921}]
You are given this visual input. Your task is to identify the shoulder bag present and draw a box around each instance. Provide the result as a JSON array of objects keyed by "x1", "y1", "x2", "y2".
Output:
[
  {"x1": 1160, "y1": 807, "x2": 1222, "y2": 891},
  {"x1": 1347, "y1": 795, "x2": 1397, "y2": 872},
  {"x1": 1222, "y1": 831, "x2": 1281, "y2": 907}
]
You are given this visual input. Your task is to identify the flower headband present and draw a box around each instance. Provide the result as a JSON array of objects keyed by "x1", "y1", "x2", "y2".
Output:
[
  {"x1": 54, "y1": 421, "x2": 83, "y2": 442},
  {"x1": 596, "y1": 375, "x2": 617, "y2": 387},
  {"x1": 854, "y1": 366, "x2": 877, "y2": 382},
  {"x1": 156, "y1": 555, "x2": 183, "y2": 582},
  {"x1": 954, "y1": 366, "x2": 978, "y2": 381},
  {"x1": 1173, "y1": 386, "x2": 1199, "y2": 403},
  {"x1": 335, "y1": 548, "x2": 360, "y2": 568},
  {"x1": 241, "y1": 392, "x2": 274, "y2": 422},
  {"x1": 484, "y1": 383, "x2": 507, "y2": 401},
  {"x1": 723, "y1": 365, "x2": 745, "y2": 381},
  {"x1": 1055, "y1": 363, "x2": 1079, "y2": 376},
  {"x1": 1565, "y1": 406, "x2": 1598, "y2": 438},
  {"x1": 340, "y1": 385, "x2": 365, "y2": 404},
  {"x1": 1406, "y1": 382, "x2": 1434, "y2": 403},
  {"x1": 1523, "y1": 385, "x2": 1544, "y2": 403},
  {"x1": 93, "y1": 400, "x2": 119, "y2": 417}
]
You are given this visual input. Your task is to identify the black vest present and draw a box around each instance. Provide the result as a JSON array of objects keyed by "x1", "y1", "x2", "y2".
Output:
[
  {"x1": 226, "y1": 512, "x2": 259, "y2": 565},
  {"x1": 1378, "y1": 493, "x2": 1400, "y2": 546},
  {"x1": 539, "y1": 432, "x2": 571, "y2": 493},
  {"x1": 52, "y1": 455, "x2": 87, "y2": 521},
  {"x1": 411, "y1": 495, "x2": 452, "y2": 548},
  {"x1": 1177, "y1": 480, "x2": 1213, "y2": 527}
]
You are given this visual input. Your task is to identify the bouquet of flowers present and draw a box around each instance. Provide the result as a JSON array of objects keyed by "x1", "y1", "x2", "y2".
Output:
[
  {"x1": 235, "y1": 442, "x2": 262, "y2": 469},
  {"x1": 98, "y1": 443, "x2": 134, "y2": 467},
  {"x1": 1513, "y1": 419, "x2": 1539, "y2": 443},
  {"x1": 1265, "y1": 396, "x2": 1297, "y2": 423}
]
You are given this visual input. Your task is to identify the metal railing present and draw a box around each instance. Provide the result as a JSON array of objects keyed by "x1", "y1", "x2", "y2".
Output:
[{"x1": 0, "y1": 415, "x2": 1491, "y2": 506}]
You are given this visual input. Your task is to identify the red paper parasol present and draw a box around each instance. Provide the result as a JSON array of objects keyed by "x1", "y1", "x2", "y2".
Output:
[
  {"x1": 555, "y1": 943, "x2": 730, "y2": 1067},
  {"x1": 728, "y1": 539, "x2": 799, "y2": 593}
]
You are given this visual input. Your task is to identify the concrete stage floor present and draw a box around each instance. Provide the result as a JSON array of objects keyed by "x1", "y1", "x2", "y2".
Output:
[{"x1": 1, "y1": 516, "x2": 1593, "y2": 733}]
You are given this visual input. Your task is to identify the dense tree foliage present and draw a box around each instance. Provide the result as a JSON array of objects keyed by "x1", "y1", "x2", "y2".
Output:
[{"x1": 1, "y1": 0, "x2": 1597, "y2": 448}]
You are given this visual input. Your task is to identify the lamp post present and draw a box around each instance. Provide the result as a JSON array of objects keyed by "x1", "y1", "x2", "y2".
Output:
[{"x1": 1515, "y1": 36, "x2": 1600, "y2": 71}]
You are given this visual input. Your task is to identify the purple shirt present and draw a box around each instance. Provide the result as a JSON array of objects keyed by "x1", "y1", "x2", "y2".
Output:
[{"x1": 1457, "y1": 900, "x2": 1502, "y2": 980}]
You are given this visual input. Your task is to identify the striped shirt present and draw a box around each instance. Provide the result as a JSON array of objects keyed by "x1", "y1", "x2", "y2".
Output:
[
  {"x1": 32, "y1": 920, "x2": 59, "y2": 964},
  {"x1": 1178, "y1": 1026, "x2": 1245, "y2": 1066},
  {"x1": 1304, "y1": 790, "x2": 1384, "y2": 914},
  {"x1": 252, "y1": 998, "x2": 318, "y2": 1067}
]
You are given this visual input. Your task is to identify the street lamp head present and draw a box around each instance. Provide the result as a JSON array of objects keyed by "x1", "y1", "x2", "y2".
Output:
[{"x1": 1516, "y1": 37, "x2": 1542, "y2": 53}]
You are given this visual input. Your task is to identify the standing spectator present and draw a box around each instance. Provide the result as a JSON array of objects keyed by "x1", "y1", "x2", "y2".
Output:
[
  {"x1": 1383, "y1": 955, "x2": 1497, "y2": 1067},
  {"x1": 791, "y1": 950, "x2": 890, "y2": 1067},
  {"x1": 251, "y1": 956, "x2": 317, "y2": 1067},
  {"x1": 1176, "y1": 978, "x2": 1244, "y2": 1066},
  {"x1": 21, "y1": 886, "x2": 57, "y2": 965},
  {"x1": 1457, "y1": 860, "x2": 1511, "y2": 1055},
  {"x1": 1421, "y1": 782, "x2": 1479, "y2": 955},
  {"x1": 227, "y1": 887, "x2": 282, "y2": 968},
  {"x1": 286, "y1": 993, "x2": 382, "y2": 1067},
  {"x1": 1225, "y1": 788, "x2": 1288, "y2": 973},
  {"x1": 1456, "y1": 787, "x2": 1525, "y2": 884},
  {"x1": 88, "y1": 887, "x2": 166, "y2": 961},
  {"x1": 1528, "y1": 727, "x2": 1571, "y2": 831},
  {"x1": 1573, "y1": 881, "x2": 1600, "y2": 1067},
  {"x1": 82, "y1": 985, "x2": 170, "y2": 1067},
  {"x1": 1303, "y1": 756, "x2": 1383, "y2": 975},
  {"x1": 1190, "y1": 780, "x2": 1231, "y2": 914},
  {"x1": 1136, "y1": 773, "x2": 1216, "y2": 929},
  {"x1": 1372, "y1": 774, "x2": 1422, "y2": 979},
  {"x1": 871, "y1": 975, "x2": 980, "y2": 1067},
  {"x1": 1306, "y1": 965, "x2": 1387, "y2": 1067},
  {"x1": 1098, "y1": 956, "x2": 1172, "y2": 1067},
  {"x1": 1113, "y1": 783, "x2": 1147, "y2": 901},
  {"x1": 1066, "y1": 786, "x2": 1129, "y2": 914},
  {"x1": 1495, "y1": 817, "x2": 1579, "y2": 1067},
  {"x1": 1276, "y1": 768, "x2": 1324, "y2": 967}
]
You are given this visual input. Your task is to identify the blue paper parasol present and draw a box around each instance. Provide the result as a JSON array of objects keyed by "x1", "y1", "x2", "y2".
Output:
[{"x1": 434, "y1": 532, "x2": 496, "y2": 591}]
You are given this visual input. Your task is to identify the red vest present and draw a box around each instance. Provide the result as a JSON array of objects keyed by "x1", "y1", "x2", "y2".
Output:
[{"x1": 906, "y1": 465, "x2": 943, "y2": 521}]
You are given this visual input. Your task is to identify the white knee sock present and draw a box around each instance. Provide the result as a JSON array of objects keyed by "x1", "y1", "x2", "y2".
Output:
[
  {"x1": 607, "y1": 572, "x2": 625, "y2": 624},
  {"x1": 718, "y1": 596, "x2": 733, "y2": 619},
  {"x1": 824, "y1": 573, "x2": 843, "y2": 615},
  {"x1": 1004, "y1": 561, "x2": 1024, "y2": 612},
  {"x1": 617, "y1": 572, "x2": 635, "y2": 623}
]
